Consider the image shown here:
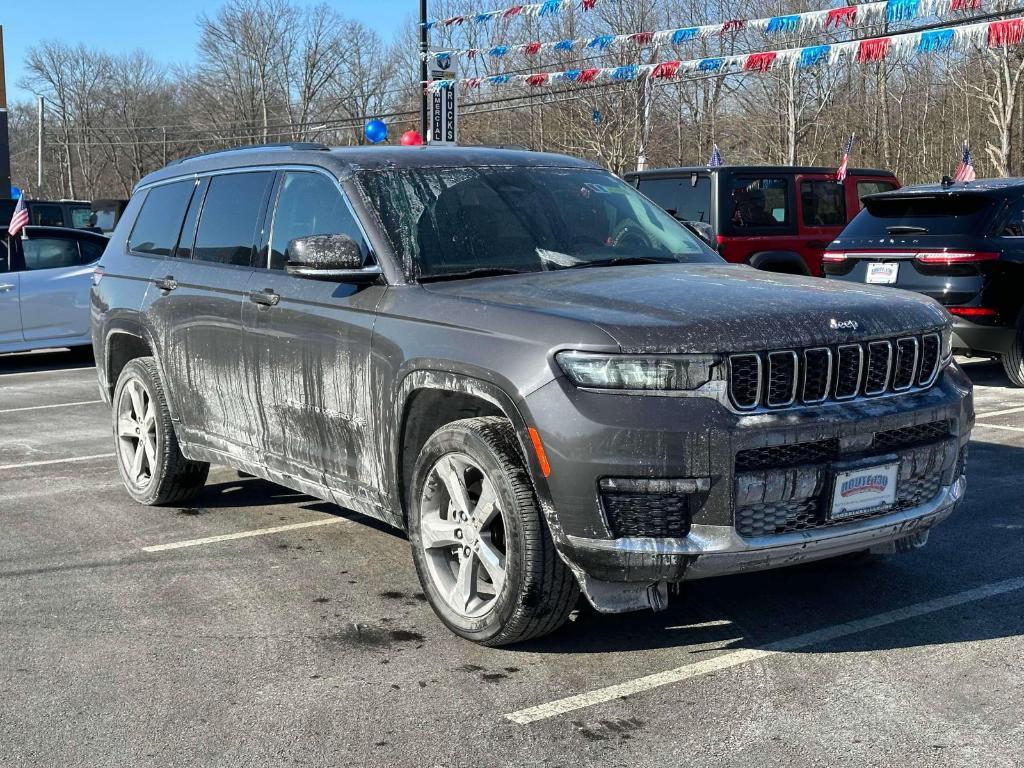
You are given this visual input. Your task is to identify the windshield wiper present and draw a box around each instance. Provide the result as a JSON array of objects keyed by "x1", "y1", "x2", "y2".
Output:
[
  {"x1": 419, "y1": 267, "x2": 525, "y2": 283},
  {"x1": 886, "y1": 225, "x2": 929, "y2": 234},
  {"x1": 563, "y1": 256, "x2": 678, "y2": 270}
]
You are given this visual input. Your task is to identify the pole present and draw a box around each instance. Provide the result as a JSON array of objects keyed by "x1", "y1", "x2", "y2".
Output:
[
  {"x1": 162, "y1": 127, "x2": 168, "y2": 166},
  {"x1": 0, "y1": 26, "x2": 11, "y2": 197},
  {"x1": 636, "y1": 74, "x2": 651, "y2": 172},
  {"x1": 419, "y1": 0, "x2": 429, "y2": 138},
  {"x1": 37, "y1": 96, "x2": 44, "y2": 191}
]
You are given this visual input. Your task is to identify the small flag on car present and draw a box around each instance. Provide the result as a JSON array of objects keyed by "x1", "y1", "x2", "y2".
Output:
[
  {"x1": 7, "y1": 195, "x2": 29, "y2": 238},
  {"x1": 708, "y1": 144, "x2": 724, "y2": 167},
  {"x1": 953, "y1": 142, "x2": 976, "y2": 182},
  {"x1": 836, "y1": 134, "x2": 855, "y2": 182}
]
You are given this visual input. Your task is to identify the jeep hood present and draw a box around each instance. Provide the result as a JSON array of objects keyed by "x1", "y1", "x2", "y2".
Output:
[{"x1": 422, "y1": 263, "x2": 949, "y2": 353}]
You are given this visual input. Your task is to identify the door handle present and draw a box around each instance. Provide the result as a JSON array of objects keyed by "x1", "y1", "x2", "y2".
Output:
[
  {"x1": 0, "y1": 283, "x2": 14, "y2": 293},
  {"x1": 154, "y1": 275, "x2": 177, "y2": 292},
  {"x1": 249, "y1": 288, "x2": 281, "y2": 307}
]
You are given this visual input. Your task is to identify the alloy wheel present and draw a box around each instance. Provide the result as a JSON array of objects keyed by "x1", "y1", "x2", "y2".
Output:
[
  {"x1": 116, "y1": 377, "x2": 158, "y2": 489},
  {"x1": 419, "y1": 452, "x2": 508, "y2": 619}
]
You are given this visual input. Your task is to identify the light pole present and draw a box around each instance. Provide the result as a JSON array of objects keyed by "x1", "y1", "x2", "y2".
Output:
[{"x1": 419, "y1": 0, "x2": 429, "y2": 138}]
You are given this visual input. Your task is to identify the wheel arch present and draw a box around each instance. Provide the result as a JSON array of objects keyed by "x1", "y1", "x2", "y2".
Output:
[
  {"x1": 748, "y1": 250, "x2": 812, "y2": 276},
  {"x1": 393, "y1": 370, "x2": 544, "y2": 529},
  {"x1": 101, "y1": 323, "x2": 169, "y2": 412}
]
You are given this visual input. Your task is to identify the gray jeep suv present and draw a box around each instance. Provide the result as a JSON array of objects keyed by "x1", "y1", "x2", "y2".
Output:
[{"x1": 91, "y1": 144, "x2": 974, "y2": 645}]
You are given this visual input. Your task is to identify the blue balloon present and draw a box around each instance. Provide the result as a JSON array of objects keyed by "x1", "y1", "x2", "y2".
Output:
[{"x1": 364, "y1": 119, "x2": 388, "y2": 144}]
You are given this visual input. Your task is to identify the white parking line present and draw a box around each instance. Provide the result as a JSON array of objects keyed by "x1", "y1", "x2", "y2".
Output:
[
  {"x1": 975, "y1": 423, "x2": 1024, "y2": 434},
  {"x1": 0, "y1": 399, "x2": 103, "y2": 414},
  {"x1": 0, "y1": 453, "x2": 113, "y2": 471},
  {"x1": 975, "y1": 405, "x2": 1024, "y2": 420},
  {"x1": 142, "y1": 517, "x2": 349, "y2": 553},
  {"x1": 0, "y1": 366, "x2": 95, "y2": 379},
  {"x1": 505, "y1": 575, "x2": 1024, "y2": 725}
]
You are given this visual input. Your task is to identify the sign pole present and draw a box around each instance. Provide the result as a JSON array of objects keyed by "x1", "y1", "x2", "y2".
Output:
[
  {"x1": 419, "y1": 0, "x2": 429, "y2": 138},
  {"x1": 0, "y1": 26, "x2": 12, "y2": 197}
]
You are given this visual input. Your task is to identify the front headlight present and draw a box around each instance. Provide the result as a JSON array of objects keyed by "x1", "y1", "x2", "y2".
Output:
[{"x1": 555, "y1": 351, "x2": 719, "y2": 391}]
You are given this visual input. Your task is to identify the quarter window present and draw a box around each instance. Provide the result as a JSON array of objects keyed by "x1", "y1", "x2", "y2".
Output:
[
  {"x1": 800, "y1": 180, "x2": 846, "y2": 227},
  {"x1": 999, "y1": 198, "x2": 1024, "y2": 236},
  {"x1": 22, "y1": 238, "x2": 81, "y2": 270},
  {"x1": 857, "y1": 180, "x2": 898, "y2": 209},
  {"x1": 128, "y1": 180, "x2": 196, "y2": 256},
  {"x1": 728, "y1": 177, "x2": 790, "y2": 228},
  {"x1": 79, "y1": 239, "x2": 106, "y2": 263},
  {"x1": 193, "y1": 172, "x2": 274, "y2": 266},
  {"x1": 269, "y1": 172, "x2": 366, "y2": 270}
]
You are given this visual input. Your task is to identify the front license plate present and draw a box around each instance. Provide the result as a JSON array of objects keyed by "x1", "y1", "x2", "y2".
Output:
[
  {"x1": 830, "y1": 463, "x2": 899, "y2": 520},
  {"x1": 866, "y1": 262, "x2": 900, "y2": 284}
]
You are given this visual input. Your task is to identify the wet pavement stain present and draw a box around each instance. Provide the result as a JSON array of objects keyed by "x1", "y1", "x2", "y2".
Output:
[{"x1": 324, "y1": 622, "x2": 425, "y2": 648}]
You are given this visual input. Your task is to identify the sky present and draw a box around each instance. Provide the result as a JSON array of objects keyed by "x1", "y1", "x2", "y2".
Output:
[{"x1": 2, "y1": 0, "x2": 415, "y2": 104}]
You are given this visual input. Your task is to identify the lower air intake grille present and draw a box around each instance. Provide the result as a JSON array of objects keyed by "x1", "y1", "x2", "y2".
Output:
[
  {"x1": 872, "y1": 420, "x2": 950, "y2": 451},
  {"x1": 600, "y1": 492, "x2": 691, "y2": 538},
  {"x1": 735, "y1": 438, "x2": 840, "y2": 472}
]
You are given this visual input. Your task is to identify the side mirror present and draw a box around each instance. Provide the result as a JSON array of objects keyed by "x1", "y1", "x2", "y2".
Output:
[
  {"x1": 682, "y1": 220, "x2": 715, "y2": 246},
  {"x1": 285, "y1": 234, "x2": 382, "y2": 283}
]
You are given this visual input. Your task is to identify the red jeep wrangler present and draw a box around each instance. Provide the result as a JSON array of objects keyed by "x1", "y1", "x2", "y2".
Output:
[{"x1": 625, "y1": 166, "x2": 900, "y2": 276}]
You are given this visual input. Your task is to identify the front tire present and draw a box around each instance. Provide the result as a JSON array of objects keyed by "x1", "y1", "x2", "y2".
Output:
[
  {"x1": 408, "y1": 417, "x2": 578, "y2": 646},
  {"x1": 112, "y1": 357, "x2": 209, "y2": 505}
]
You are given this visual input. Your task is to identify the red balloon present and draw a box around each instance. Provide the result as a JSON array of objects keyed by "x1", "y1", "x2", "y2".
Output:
[{"x1": 400, "y1": 130, "x2": 424, "y2": 146}]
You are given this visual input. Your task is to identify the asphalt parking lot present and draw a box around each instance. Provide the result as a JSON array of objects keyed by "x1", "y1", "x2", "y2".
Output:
[{"x1": 1, "y1": 351, "x2": 1022, "y2": 768}]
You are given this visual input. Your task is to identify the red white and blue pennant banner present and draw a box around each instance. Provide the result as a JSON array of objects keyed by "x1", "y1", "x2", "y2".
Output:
[
  {"x1": 425, "y1": 0, "x2": 596, "y2": 29},
  {"x1": 428, "y1": 16, "x2": 1024, "y2": 90},
  {"x1": 427, "y1": 0, "x2": 985, "y2": 61}
]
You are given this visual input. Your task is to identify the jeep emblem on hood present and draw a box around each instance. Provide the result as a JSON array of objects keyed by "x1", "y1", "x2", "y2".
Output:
[{"x1": 830, "y1": 318, "x2": 860, "y2": 331}]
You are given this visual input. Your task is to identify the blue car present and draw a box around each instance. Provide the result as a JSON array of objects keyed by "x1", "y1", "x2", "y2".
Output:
[{"x1": 1, "y1": 226, "x2": 109, "y2": 353}]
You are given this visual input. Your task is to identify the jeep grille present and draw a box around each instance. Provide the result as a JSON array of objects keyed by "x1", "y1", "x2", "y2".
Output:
[{"x1": 728, "y1": 332, "x2": 942, "y2": 410}]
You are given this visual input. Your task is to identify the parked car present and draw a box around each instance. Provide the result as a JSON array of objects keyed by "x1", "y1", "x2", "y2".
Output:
[
  {"x1": 824, "y1": 178, "x2": 1024, "y2": 386},
  {"x1": 92, "y1": 144, "x2": 971, "y2": 645},
  {"x1": 625, "y1": 165, "x2": 900, "y2": 276},
  {"x1": 0, "y1": 198, "x2": 95, "y2": 231},
  {"x1": 1, "y1": 225, "x2": 109, "y2": 354}
]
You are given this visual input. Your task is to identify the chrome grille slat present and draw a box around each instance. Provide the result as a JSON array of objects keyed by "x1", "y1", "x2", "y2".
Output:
[{"x1": 727, "y1": 332, "x2": 941, "y2": 411}]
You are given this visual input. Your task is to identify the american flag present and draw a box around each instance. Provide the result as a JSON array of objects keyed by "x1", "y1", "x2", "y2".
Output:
[
  {"x1": 7, "y1": 195, "x2": 28, "y2": 238},
  {"x1": 708, "y1": 144, "x2": 724, "y2": 167},
  {"x1": 836, "y1": 134, "x2": 855, "y2": 182},
  {"x1": 954, "y1": 142, "x2": 976, "y2": 182}
]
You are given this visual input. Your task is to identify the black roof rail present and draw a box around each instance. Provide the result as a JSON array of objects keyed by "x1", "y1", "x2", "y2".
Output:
[{"x1": 169, "y1": 142, "x2": 330, "y2": 166}]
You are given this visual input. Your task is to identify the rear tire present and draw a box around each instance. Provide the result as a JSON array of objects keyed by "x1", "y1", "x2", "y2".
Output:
[
  {"x1": 408, "y1": 417, "x2": 578, "y2": 646},
  {"x1": 112, "y1": 357, "x2": 209, "y2": 505},
  {"x1": 1002, "y1": 314, "x2": 1024, "y2": 387}
]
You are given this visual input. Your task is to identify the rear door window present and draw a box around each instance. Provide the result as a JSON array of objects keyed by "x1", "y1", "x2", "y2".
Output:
[
  {"x1": 22, "y1": 238, "x2": 82, "y2": 270},
  {"x1": 31, "y1": 204, "x2": 64, "y2": 227},
  {"x1": 727, "y1": 176, "x2": 790, "y2": 229},
  {"x1": 268, "y1": 172, "x2": 367, "y2": 270},
  {"x1": 800, "y1": 180, "x2": 846, "y2": 227},
  {"x1": 637, "y1": 176, "x2": 712, "y2": 223},
  {"x1": 129, "y1": 180, "x2": 196, "y2": 256},
  {"x1": 193, "y1": 172, "x2": 274, "y2": 266},
  {"x1": 843, "y1": 195, "x2": 997, "y2": 237}
]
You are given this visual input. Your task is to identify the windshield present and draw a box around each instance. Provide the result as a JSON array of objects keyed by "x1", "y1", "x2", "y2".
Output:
[
  {"x1": 357, "y1": 166, "x2": 721, "y2": 279},
  {"x1": 843, "y1": 194, "x2": 997, "y2": 237}
]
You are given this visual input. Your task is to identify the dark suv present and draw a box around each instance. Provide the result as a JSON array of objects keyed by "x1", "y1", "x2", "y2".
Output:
[
  {"x1": 825, "y1": 179, "x2": 1024, "y2": 386},
  {"x1": 92, "y1": 144, "x2": 972, "y2": 645},
  {"x1": 625, "y1": 166, "x2": 899, "y2": 276}
]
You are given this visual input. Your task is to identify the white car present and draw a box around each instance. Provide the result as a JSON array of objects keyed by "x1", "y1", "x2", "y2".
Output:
[{"x1": 0, "y1": 226, "x2": 109, "y2": 353}]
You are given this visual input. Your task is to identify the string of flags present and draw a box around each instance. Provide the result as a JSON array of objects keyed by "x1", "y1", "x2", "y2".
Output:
[
  {"x1": 427, "y1": 16, "x2": 1024, "y2": 90},
  {"x1": 425, "y1": 0, "x2": 597, "y2": 29},
  {"x1": 426, "y1": 0, "x2": 987, "y2": 62}
]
